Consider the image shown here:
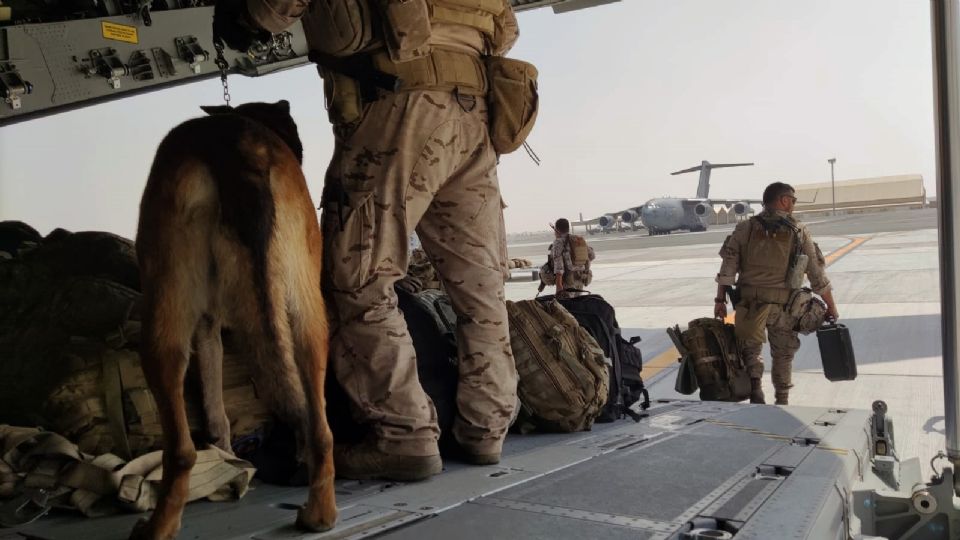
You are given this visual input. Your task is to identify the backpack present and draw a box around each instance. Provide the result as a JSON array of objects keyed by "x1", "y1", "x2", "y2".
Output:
[
  {"x1": 537, "y1": 292, "x2": 649, "y2": 422},
  {"x1": 506, "y1": 299, "x2": 608, "y2": 433},
  {"x1": 0, "y1": 230, "x2": 271, "y2": 460},
  {"x1": 667, "y1": 318, "x2": 751, "y2": 402},
  {"x1": 397, "y1": 287, "x2": 459, "y2": 438},
  {"x1": 568, "y1": 235, "x2": 591, "y2": 267}
]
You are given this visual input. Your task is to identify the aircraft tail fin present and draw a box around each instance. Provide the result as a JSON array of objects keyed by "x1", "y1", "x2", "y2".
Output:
[{"x1": 671, "y1": 161, "x2": 754, "y2": 199}]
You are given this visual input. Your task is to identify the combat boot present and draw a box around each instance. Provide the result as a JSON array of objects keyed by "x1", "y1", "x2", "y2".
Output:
[
  {"x1": 749, "y1": 378, "x2": 766, "y2": 404},
  {"x1": 442, "y1": 439, "x2": 501, "y2": 465},
  {"x1": 334, "y1": 440, "x2": 442, "y2": 482},
  {"x1": 775, "y1": 391, "x2": 789, "y2": 406}
]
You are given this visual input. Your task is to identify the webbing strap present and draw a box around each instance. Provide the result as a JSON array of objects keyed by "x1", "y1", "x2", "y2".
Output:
[
  {"x1": 430, "y1": 4, "x2": 495, "y2": 34},
  {"x1": 0, "y1": 425, "x2": 256, "y2": 523},
  {"x1": 117, "y1": 447, "x2": 255, "y2": 511},
  {"x1": 102, "y1": 350, "x2": 132, "y2": 461},
  {"x1": 371, "y1": 48, "x2": 487, "y2": 95}
]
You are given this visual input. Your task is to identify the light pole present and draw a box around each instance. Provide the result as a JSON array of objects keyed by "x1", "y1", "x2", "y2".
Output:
[{"x1": 827, "y1": 157, "x2": 837, "y2": 215}]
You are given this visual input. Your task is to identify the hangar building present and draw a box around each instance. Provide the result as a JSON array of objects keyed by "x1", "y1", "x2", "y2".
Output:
[{"x1": 792, "y1": 174, "x2": 926, "y2": 215}]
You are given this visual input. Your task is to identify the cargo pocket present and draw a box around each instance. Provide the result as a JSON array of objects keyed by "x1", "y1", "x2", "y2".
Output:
[
  {"x1": 302, "y1": 0, "x2": 377, "y2": 56},
  {"x1": 325, "y1": 190, "x2": 376, "y2": 292},
  {"x1": 486, "y1": 56, "x2": 538, "y2": 154},
  {"x1": 321, "y1": 70, "x2": 370, "y2": 128}
]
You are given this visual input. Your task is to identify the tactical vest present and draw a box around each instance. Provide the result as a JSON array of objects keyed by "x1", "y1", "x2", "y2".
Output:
[
  {"x1": 303, "y1": 0, "x2": 503, "y2": 91},
  {"x1": 740, "y1": 216, "x2": 796, "y2": 290},
  {"x1": 302, "y1": 0, "x2": 538, "y2": 153}
]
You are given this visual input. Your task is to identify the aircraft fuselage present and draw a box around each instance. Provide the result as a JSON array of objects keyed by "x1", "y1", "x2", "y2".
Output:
[{"x1": 639, "y1": 198, "x2": 709, "y2": 234}]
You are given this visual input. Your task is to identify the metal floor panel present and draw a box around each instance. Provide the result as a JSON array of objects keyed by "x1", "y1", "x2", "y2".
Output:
[
  {"x1": 7, "y1": 401, "x2": 870, "y2": 540},
  {"x1": 493, "y1": 432, "x2": 779, "y2": 521},
  {"x1": 375, "y1": 502, "x2": 653, "y2": 540}
]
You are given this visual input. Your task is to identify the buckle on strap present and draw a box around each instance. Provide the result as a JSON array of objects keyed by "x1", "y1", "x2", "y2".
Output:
[
  {"x1": 308, "y1": 51, "x2": 401, "y2": 98},
  {"x1": 0, "y1": 489, "x2": 52, "y2": 527}
]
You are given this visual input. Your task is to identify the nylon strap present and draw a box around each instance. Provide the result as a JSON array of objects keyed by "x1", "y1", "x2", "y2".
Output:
[
  {"x1": 371, "y1": 48, "x2": 487, "y2": 95},
  {"x1": 102, "y1": 350, "x2": 132, "y2": 460}
]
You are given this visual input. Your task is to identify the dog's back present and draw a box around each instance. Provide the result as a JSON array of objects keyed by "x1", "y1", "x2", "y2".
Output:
[{"x1": 133, "y1": 101, "x2": 335, "y2": 539}]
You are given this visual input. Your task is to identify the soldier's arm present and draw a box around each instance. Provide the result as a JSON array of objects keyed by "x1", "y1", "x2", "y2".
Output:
[
  {"x1": 492, "y1": 0, "x2": 519, "y2": 56},
  {"x1": 714, "y1": 223, "x2": 746, "y2": 318},
  {"x1": 801, "y1": 228, "x2": 832, "y2": 296},
  {"x1": 246, "y1": 0, "x2": 309, "y2": 34},
  {"x1": 801, "y1": 228, "x2": 839, "y2": 319},
  {"x1": 715, "y1": 223, "x2": 746, "y2": 288},
  {"x1": 550, "y1": 239, "x2": 564, "y2": 288}
]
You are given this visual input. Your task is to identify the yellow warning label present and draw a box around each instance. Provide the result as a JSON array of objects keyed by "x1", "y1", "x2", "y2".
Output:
[{"x1": 101, "y1": 21, "x2": 139, "y2": 44}]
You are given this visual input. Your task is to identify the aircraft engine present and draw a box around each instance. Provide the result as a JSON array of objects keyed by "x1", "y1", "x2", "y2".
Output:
[
  {"x1": 620, "y1": 209, "x2": 640, "y2": 224},
  {"x1": 598, "y1": 214, "x2": 617, "y2": 228},
  {"x1": 731, "y1": 202, "x2": 750, "y2": 216},
  {"x1": 694, "y1": 203, "x2": 711, "y2": 216}
]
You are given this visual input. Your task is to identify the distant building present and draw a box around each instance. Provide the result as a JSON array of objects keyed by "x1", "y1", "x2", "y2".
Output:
[
  {"x1": 793, "y1": 174, "x2": 926, "y2": 216},
  {"x1": 709, "y1": 204, "x2": 754, "y2": 225}
]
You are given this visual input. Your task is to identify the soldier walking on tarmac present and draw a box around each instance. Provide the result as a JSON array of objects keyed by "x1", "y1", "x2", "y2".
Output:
[
  {"x1": 214, "y1": 0, "x2": 525, "y2": 480},
  {"x1": 545, "y1": 218, "x2": 596, "y2": 296},
  {"x1": 713, "y1": 182, "x2": 839, "y2": 405}
]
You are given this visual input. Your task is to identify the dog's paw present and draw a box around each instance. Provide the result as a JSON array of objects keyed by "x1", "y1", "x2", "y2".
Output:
[
  {"x1": 129, "y1": 517, "x2": 178, "y2": 540},
  {"x1": 295, "y1": 506, "x2": 336, "y2": 533}
]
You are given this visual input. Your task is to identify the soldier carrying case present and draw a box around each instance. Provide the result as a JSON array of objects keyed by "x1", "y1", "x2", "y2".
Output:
[{"x1": 817, "y1": 323, "x2": 857, "y2": 381}]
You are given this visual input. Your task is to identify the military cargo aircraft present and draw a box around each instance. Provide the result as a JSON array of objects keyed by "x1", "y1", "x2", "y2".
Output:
[
  {"x1": 3, "y1": 0, "x2": 960, "y2": 539},
  {"x1": 593, "y1": 161, "x2": 762, "y2": 235}
]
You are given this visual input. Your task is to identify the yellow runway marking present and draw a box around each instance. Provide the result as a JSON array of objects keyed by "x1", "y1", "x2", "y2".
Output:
[
  {"x1": 643, "y1": 347, "x2": 683, "y2": 379},
  {"x1": 823, "y1": 236, "x2": 869, "y2": 266},
  {"x1": 646, "y1": 236, "x2": 869, "y2": 378}
]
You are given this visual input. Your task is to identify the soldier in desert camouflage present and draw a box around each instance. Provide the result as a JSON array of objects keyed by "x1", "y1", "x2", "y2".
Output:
[
  {"x1": 714, "y1": 182, "x2": 839, "y2": 405},
  {"x1": 214, "y1": 0, "x2": 521, "y2": 480}
]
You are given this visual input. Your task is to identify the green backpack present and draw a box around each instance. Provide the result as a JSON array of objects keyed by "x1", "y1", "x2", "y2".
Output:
[{"x1": 506, "y1": 299, "x2": 609, "y2": 433}]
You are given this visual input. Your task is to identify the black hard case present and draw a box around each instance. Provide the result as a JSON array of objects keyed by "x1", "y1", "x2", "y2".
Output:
[{"x1": 817, "y1": 323, "x2": 857, "y2": 381}]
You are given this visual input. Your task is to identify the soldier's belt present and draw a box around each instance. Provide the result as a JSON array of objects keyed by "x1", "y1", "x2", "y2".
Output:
[{"x1": 371, "y1": 48, "x2": 487, "y2": 96}]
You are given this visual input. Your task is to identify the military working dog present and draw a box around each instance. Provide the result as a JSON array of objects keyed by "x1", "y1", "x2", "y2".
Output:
[{"x1": 132, "y1": 101, "x2": 336, "y2": 539}]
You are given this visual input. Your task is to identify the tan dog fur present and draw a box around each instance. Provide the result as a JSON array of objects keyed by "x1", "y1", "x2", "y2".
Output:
[{"x1": 132, "y1": 101, "x2": 335, "y2": 539}]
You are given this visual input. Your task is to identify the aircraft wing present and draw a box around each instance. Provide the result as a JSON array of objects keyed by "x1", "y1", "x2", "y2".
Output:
[
  {"x1": 571, "y1": 217, "x2": 601, "y2": 226},
  {"x1": 705, "y1": 199, "x2": 763, "y2": 206}
]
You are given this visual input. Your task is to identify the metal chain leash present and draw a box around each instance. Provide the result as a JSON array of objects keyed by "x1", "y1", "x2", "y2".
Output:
[{"x1": 213, "y1": 39, "x2": 231, "y2": 106}]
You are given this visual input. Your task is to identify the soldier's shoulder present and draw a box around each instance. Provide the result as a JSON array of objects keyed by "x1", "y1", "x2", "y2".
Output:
[
  {"x1": 732, "y1": 219, "x2": 754, "y2": 235},
  {"x1": 791, "y1": 217, "x2": 813, "y2": 236}
]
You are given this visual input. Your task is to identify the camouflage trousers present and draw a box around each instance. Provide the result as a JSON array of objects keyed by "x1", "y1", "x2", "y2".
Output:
[
  {"x1": 736, "y1": 302, "x2": 801, "y2": 398},
  {"x1": 320, "y1": 89, "x2": 518, "y2": 457}
]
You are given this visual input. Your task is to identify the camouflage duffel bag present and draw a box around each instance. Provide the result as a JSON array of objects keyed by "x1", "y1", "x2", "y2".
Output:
[{"x1": 507, "y1": 299, "x2": 609, "y2": 433}]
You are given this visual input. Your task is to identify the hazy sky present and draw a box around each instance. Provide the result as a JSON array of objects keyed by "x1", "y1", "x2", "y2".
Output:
[{"x1": 0, "y1": 0, "x2": 936, "y2": 237}]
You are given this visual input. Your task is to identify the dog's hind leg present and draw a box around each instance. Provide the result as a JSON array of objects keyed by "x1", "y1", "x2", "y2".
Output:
[
  {"x1": 292, "y1": 305, "x2": 337, "y2": 532},
  {"x1": 193, "y1": 313, "x2": 231, "y2": 453},
  {"x1": 131, "y1": 293, "x2": 202, "y2": 540}
]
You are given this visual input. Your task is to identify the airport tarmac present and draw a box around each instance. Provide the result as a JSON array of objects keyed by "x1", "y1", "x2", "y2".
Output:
[{"x1": 506, "y1": 208, "x2": 945, "y2": 476}]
